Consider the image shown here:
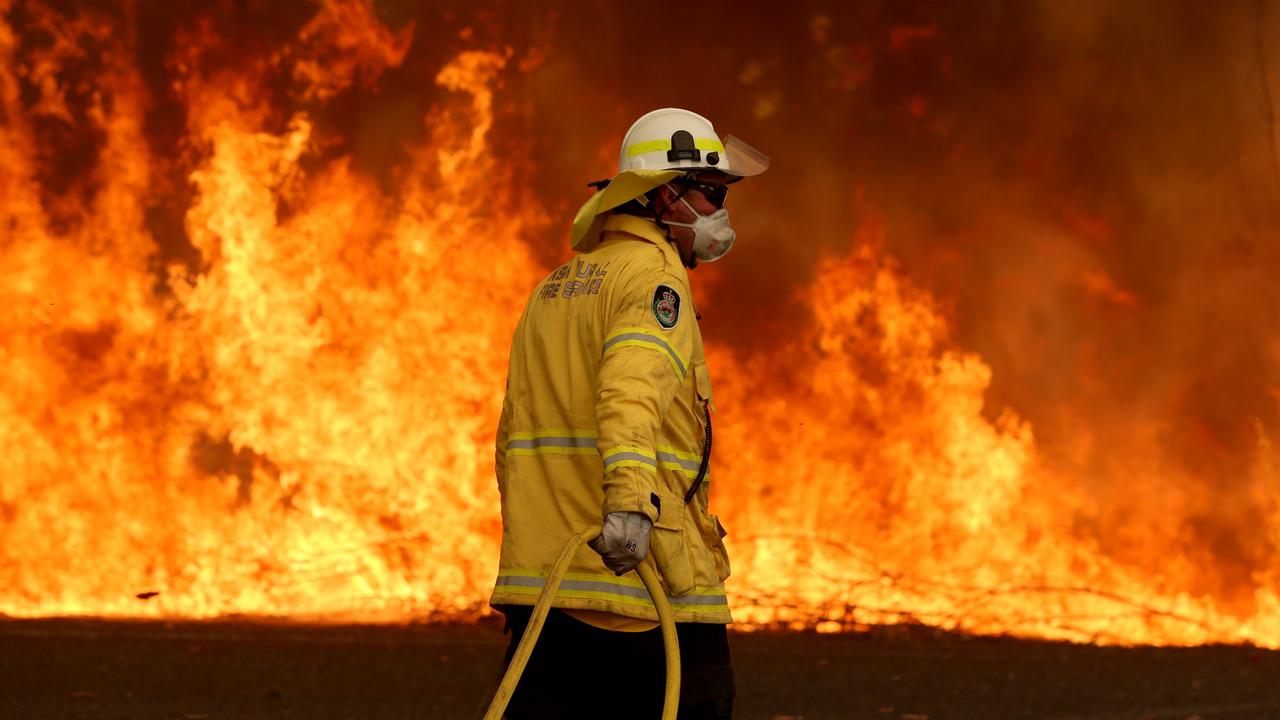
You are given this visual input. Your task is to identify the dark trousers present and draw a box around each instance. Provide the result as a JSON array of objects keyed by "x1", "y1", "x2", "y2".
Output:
[{"x1": 496, "y1": 605, "x2": 734, "y2": 720}]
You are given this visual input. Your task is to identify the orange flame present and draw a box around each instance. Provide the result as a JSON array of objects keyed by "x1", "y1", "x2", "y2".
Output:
[{"x1": 2, "y1": 1, "x2": 1279, "y2": 648}]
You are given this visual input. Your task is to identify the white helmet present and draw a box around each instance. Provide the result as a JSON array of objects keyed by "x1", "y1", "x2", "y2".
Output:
[
  {"x1": 617, "y1": 108, "x2": 769, "y2": 179},
  {"x1": 570, "y1": 108, "x2": 768, "y2": 251}
]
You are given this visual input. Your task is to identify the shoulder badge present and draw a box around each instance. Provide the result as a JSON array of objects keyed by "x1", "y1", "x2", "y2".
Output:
[{"x1": 652, "y1": 284, "x2": 681, "y2": 329}]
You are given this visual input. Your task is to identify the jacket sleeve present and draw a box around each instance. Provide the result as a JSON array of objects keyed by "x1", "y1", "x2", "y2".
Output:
[{"x1": 595, "y1": 265, "x2": 695, "y2": 523}]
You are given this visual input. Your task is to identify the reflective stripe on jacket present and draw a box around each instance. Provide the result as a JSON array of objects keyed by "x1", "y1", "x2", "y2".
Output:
[{"x1": 490, "y1": 214, "x2": 732, "y2": 624}]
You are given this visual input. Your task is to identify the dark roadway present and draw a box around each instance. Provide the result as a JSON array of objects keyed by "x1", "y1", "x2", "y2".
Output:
[{"x1": 2, "y1": 618, "x2": 1278, "y2": 719}]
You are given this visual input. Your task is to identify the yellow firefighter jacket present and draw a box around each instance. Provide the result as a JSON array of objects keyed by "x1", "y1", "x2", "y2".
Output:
[{"x1": 490, "y1": 213, "x2": 732, "y2": 625}]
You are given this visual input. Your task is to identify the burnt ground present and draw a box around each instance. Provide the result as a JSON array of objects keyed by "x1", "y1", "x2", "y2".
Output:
[{"x1": 1, "y1": 618, "x2": 1278, "y2": 720}]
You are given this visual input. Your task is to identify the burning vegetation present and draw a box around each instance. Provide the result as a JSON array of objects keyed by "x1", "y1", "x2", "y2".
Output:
[{"x1": 2, "y1": 0, "x2": 1279, "y2": 647}]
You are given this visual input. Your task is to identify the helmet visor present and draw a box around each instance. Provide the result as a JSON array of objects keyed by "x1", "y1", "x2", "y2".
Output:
[{"x1": 723, "y1": 134, "x2": 770, "y2": 178}]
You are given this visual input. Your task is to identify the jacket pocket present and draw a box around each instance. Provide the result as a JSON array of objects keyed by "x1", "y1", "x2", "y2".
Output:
[
  {"x1": 692, "y1": 360, "x2": 714, "y2": 409},
  {"x1": 708, "y1": 514, "x2": 731, "y2": 581},
  {"x1": 686, "y1": 360, "x2": 714, "y2": 506},
  {"x1": 649, "y1": 489, "x2": 696, "y2": 597}
]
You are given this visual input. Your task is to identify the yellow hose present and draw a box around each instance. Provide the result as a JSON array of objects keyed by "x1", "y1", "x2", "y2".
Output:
[{"x1": 482, "y1": 526, "x2": 681, "y2": 720}]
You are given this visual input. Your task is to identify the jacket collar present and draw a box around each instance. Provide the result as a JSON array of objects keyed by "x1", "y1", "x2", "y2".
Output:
[{"x1": 598, "y1": 214, "x2": 684, "y2": 265}]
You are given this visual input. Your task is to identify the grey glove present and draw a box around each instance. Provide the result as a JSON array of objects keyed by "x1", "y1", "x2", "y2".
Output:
[{"x1": 587, "y1": 511, "x2": 653, "y2": 575}]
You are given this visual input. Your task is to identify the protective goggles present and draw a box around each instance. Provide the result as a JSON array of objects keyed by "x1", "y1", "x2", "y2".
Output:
[{"x1": 675, "y1": 179, "x2": 729, "y2": 208}]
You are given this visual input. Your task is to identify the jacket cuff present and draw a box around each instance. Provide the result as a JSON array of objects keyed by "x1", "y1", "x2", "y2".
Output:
[{"x1": 602, "y1": 466, "x2": 660, "y2": 523}]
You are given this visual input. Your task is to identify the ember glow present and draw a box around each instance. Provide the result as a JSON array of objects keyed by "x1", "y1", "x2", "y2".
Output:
[{"x1": 2, "y1": 1, "x2": 1279, "y2": 646}]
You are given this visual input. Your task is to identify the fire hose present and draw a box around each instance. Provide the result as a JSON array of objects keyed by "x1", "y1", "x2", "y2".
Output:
[{"x1": 482, "y1": 525, "x2": 681, "y2": 720}]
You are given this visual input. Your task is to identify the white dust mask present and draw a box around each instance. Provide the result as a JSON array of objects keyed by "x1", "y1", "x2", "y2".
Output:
[{"x1": 663, "y1": 189, "x2": 736, "y2": 263}]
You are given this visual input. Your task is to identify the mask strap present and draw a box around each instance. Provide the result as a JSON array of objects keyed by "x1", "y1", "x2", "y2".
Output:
[
  {"x1": 650, "y1": 183, "x2": 685, "y2": 233},
  {"x1": 661, "y1": 183, "x2": 701, "y2": 228},
  {"x1": 656, "y1": 183, "x2": 698, "y2": 269}
]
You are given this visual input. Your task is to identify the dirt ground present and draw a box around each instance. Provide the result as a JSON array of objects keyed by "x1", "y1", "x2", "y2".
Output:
[{"x1": 1, "y1": 618, "x2": 1278, "y2": 720}]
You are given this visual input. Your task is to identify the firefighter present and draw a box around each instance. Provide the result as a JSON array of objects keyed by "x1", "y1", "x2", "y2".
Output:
[{"x1": 491, "y1": 107, "x2": 768, "y2": 719}]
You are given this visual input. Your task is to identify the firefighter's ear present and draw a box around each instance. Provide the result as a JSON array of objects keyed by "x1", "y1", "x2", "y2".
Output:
[{"x1": 651, "y1": 184, "x2": 674, "y2": 210}]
